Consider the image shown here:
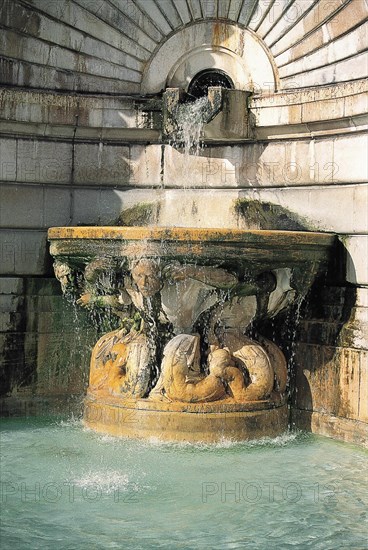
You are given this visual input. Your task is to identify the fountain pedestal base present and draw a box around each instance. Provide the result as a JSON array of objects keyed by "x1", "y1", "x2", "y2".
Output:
[{"x1": 84, "y1": 394, "x2": 288, "y2": 443}]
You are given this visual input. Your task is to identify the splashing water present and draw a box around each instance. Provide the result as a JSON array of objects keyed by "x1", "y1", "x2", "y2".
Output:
[{"x1": 173, "y1": 96, "x2": 208, "y2": 157}]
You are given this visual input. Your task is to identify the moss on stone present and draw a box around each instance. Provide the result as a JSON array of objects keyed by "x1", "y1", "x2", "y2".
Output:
[
  {"x1": 115, "y1": 202, "x2": 160, "y2": 227},
  {"x1": 234, "y1": 199, "x2": 310, "y2": 231}
]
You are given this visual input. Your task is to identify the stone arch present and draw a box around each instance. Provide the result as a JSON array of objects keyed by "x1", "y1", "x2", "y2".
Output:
[{"x1": 141, "y1": 21, "x2": 279, "y2": 94}]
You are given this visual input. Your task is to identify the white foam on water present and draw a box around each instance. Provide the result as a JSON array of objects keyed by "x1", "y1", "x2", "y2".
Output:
[
  {"x1": 56, "y1": 414, "x2": 83, "y2": 429},
  {"x1": 73, "y1": 470, "x2": 131, "y2": 494},
  {"x1": 244, "y1": 430, "x2": 302, "y2": 448},
  {"x1": 88, "y1": 429, "x2": 306, "y2": 453}
]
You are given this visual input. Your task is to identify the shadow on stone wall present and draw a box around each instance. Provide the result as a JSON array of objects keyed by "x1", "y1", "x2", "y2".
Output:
[
  {"x1": 0, "y1": 278, "x2": 102, "y2": 416},
  {"x1": 0, "y1": 279, "x2": 28, "y2": 397},
  {"x1": 258, "y1": 238, "x2": 357, "y2": 433}
]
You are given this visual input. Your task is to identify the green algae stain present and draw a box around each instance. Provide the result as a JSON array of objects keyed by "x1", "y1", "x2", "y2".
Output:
[
  {"x1": 115, "y1": 202, "x2": 161, "y2": 227},
  {"x1": 234, "y1": 199, "x2": 311, "y2": 231}
]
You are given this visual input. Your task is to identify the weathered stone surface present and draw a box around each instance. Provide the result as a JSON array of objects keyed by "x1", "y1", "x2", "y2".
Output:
[
  {"x1": 74, "y1": 0, "x2": 158, "y2": 52},
  {"x1": 343, "y1": 236, "x2": 368, "y2": 286},
  {"x1": 0, "y1": 89, "x2": 137, "y2": 128},
  {"x1": 293, "y1": 343, "x2": 368, "y2": 422},
  {"x1": 291, "y1": 408, "x2": 368, "y2": 447},
  {"x1": 327, "y1": 0, "x2": 368, "y2": 41},
  {"x1": 16, "y1": 139, "x2": 72, "y2": 184},
  {"x1": 302, "y1": 96, "x2": 345, "y2": 123},
  {"x1": 0, "y1": 184, "x2": 43, "y2": 228},
  {"x1": 344, "y1": 90, "x2": 368, "y2": 118},
  {"x1": 0, "y1": 275, "x2": 99, "y2": 399},
  {"x1": 172, "y1": 0, "x2": 191, "y2": 23},
  {"x1": 0, "y1": 294, "x2": 23, "y2": 313},
  {"x1": 51, "y1": 187, "x2": 155, "y2": 226},
  {"x1": 27, "y1": 0, "x2": 151, "y2": 61},
  {"x1": 142, "y1": 22, "x2": 276, "y2": 93},
  {"x1": 0, "y1": 139, "x2": 16, "y2": 181},
  {"x1": 237, "y1": 0, "x2": 258, "y2": 25},
  {"x1": 60, "y1": 184, "x2": 368, "y2": 235},
  {"x1": 237, "y1": 184, "x2": 368, "y2": 234},
  {"x1": 276, "y1": 2, "x2": 368, "y2": 66},
  {"x1": 109, "y1": 0, "x2": 163, "y2": 41},
  {"x1": 0, "y1": 0, "x2": 366, "y2": 96},
  {"x1": 262, "y1": 1, "x2": 301, "y2": 49},
  {"x1": 129, "y1": 145, "x2": 162, "y2": 187},
  {"x1": 71, "y1": 188, "x2": 105, "y2": 226},
  {"x1": 0, "y1": 277, "x2": 24, "y2": 295},
  {"x1": 252, "y1": 80, "x2": 368, "y2": 107},
  {"x1": 291, "y1": 282, "x2": 368, "y2": 434},
  {"x1": 271, "y1": 0, "x2": 347, "y2": 58},
  {"x1": 0, "y1": 0, "x2": 143, "y2": 72},
  {"x1": 160, "y1": 135, "x2": 368, "y2": 188},
  {"x1": 0, "y1": 312, "x2": 23, "y2": 332},
  {"x1": 1, "y1": 83, "x2": 366, "y2": 149},
  {"x1": 279, "y1": 24, "x2": 367, "y2": 80},
  {"x1": 254, "y1": 0, "x2": 291, "y2": 38},
  {"x1": 151, "y1": 189, "x2": 240, "y2": 228},
  {"x1": 84, "y1": 398, "x2": 288, "y2": 442},
  {"x1": 44, "y1": 187, "x2": 72, "y2": 227},
  {"x1": 0, "y1": 55, "x2": 140, "y2": 94},
  {"x1": 134, "y1": 0, "x2": 172, "y2": 34},
  {"x1": 74, "y1": 143, "x2": 130, "y2": 185},
  {"x1": 2, "y1": 82, "x2": 365, "y2": 139},
  {"x1": 0, "y1": 230, "x2": 50, "y2": 276},
  {"x1": 0, "y1": 183, "x2": 71, "y2": 228},
  {"x1": 281, "y1": 51, "x2": 368, "y2": 89}
]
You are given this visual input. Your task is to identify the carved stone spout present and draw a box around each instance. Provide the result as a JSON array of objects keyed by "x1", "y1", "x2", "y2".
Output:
[
  {"x1": 162, "y1": 86, "x2": 252, "y2": 141},
  {"x1": 162, "y1": 86, "x2": 223, "y2": 139}
]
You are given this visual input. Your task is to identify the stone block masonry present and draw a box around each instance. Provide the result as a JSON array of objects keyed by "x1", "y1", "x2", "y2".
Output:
[{"x1": 0, "y1": 0, "x2": 367, "y2": 445}]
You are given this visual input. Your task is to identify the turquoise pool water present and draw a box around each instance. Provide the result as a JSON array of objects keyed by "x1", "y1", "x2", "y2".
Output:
[{"x1": 1, "y1": 416, "x2": 367, "y2": 549}]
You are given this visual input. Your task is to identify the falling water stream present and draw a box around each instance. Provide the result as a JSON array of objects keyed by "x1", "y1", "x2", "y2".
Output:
[{"x1": 172, "y1": 96, "x2": 208, "y2": 157}]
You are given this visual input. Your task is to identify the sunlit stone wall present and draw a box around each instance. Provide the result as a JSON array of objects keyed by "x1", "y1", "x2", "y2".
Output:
[{"x1": 0, "y1": 0, "x2": 367, "y2": 443}]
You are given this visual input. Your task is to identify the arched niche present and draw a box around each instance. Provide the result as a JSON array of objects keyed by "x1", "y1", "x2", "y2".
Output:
[{"x1": 141, "y1": 21, "x2": 278, "y2": 94}]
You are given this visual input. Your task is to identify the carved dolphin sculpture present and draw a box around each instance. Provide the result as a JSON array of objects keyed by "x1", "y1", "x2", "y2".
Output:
[{"x1": 160, "y1": 334, "x2": 227, "y2": 403}]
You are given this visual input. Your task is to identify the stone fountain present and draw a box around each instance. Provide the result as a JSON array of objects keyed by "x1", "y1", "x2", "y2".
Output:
[
  {"x1": 48, "y1": 226, "x2": 334, "y2": 442},
  {"x1": 48, "y1": 81, "x2": 335, "y2": 442}
]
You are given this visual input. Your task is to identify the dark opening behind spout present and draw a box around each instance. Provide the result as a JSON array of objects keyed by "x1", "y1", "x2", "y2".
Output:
[{"x1": 188, "y1": 69, "x2": 234, "y2": 98}]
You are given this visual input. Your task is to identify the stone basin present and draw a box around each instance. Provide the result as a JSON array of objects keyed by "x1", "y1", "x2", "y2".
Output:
[
  {"x1": 48, "y1": 226, "x2": 336, "y2": 442},
  {"x1": 48, "y1": 226, "x2": 334, "y2": 274}
]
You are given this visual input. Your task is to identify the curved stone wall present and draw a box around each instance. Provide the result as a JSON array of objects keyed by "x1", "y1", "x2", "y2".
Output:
[
  {"x1": 141, "y1": 21, "x2": 278, "y2": 93},
  {"x1": 0, "y1": 0, "x2": 366, "y2": 92},
  {"x1": 0, "y1": 0, "x2": 367, "y2": 445}
]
